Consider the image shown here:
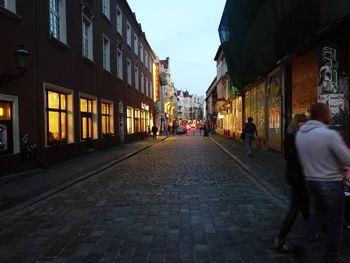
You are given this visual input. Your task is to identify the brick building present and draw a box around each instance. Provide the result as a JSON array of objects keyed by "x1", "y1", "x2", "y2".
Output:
[{"x1": 0, "y1": 0, "x2": 157, "y2": 175}]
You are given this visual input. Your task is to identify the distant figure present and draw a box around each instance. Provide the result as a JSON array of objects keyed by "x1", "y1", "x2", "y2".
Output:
[
  {"x1": 147, "y1": 125, "x2": 151, "y2": 139},
  {"x1": 274, "y1": 114, "x2": 309, "y2": 252},
  {"x1": 296, "y1": 103, "x2": 350, "y2": 262},
  {"x1": 243, "y1": 117, "x2": 258, "y2": 157},
  {"x1": 168, "y1": 125, "x2": 171, "y2": 136},
  {"x1": 151, "y1": 124, "x2": 158, "y2": 140},
  {"x1": 172, "y1": 124, "x2": 176, "y2": 136}
]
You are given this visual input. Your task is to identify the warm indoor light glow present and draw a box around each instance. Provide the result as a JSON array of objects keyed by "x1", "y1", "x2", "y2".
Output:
[{"x1": 0, "y1": 107, "x2": 3, "y2": 117}]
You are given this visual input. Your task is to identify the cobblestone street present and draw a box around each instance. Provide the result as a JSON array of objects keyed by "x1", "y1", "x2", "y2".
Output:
[{"x1": 0, "y1": 135, "x2": 349, "y2": 262}]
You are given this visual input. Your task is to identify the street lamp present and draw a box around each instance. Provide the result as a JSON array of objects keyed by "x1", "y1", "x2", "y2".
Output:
[{"x1": 0, "y1": 45, "x2": 30, "y2": 86}]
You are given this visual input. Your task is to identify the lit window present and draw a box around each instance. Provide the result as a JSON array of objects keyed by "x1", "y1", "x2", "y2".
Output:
[
  {"x1": 47, "y1": 90, "x2": 68, "y2": 145},
  {"x1": 140, "y1": 44, "x2": 144, "y2": 63},
  {"x1": 80, "y1": 97, "x2": 97, "y2": 140},
  {"x1": 116, "y1": 5, "x2": 122, "y2": 36},
  {"x1": 127, "y1": 22, "x2": 131, "y2": 47},
  {"x1": 127, "y1": 59, "x2": 132, "y2": 85},
  {"x1": 82, "y1": 15, "x2": 93, "y2": 60},
  {"x1": 134, "y1": 34, "x2": 138, "y2": 56},
  {"x1": 141, "y1": 73, "x2": 144, "y2": 94},
  {"x1": 127, "y1": 107, "x2": 134, "y2": 134},
  {"x1": 102, "y1": 0, "x2": 110, "y2": 20},
  {"x1": 141, "y1": 110, "x2": 146, "y2": 132},
  {"x1": 49, "y1": 0, "x2": 66, "y2": 43},
  {"x1": 103, "y1": 35, "x2": 110, "y2": 71},
  {"x1": 101, "y1": 102, "x2": 114, "y2": 137},
  {"x1": 0, "y1": 101, "x2": 12, "y2": 154},
  {"x1": 1, "y1": 0, "x2": 16, "y2": 13},
  {"x1": 117, "y1": 49, "x2": 123, "y2": 80},
  {"x1": 134, "y1": 66, "x2": 139, "y2": 90},
  {"x1": 134, "y1": 109, "x2": 140, "y2": 133}
]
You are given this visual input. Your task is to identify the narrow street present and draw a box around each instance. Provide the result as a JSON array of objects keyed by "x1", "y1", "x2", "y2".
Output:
[{"x1": 0, "y1": 135, "x2": 336, "y2": 263}]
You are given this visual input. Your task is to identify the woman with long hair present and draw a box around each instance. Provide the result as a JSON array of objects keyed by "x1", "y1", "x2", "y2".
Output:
[{"x1": 274, "y1": 114, "x2": 310, "y2": 251}]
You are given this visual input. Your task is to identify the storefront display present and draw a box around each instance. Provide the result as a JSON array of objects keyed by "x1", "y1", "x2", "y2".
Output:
[
  {"x1": 0, "y1": 101, "x2": 12, "y2": 154},
  {"x1": 268, "y1": 74, "x2": 282, "y2": 151}
]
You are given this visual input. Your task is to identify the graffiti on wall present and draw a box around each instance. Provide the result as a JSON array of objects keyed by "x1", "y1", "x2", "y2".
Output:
[{"x1": 318, "y1": 46, "x2": 349, "y2": 127}]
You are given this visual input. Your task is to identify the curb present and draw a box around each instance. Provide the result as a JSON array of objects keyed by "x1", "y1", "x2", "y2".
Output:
[
  {"x1": 0, "y1": 136, "x2": 168, "y2": 219},
  {"x1": 208, "y1": 136, "x2": 287, "y2": 209}
]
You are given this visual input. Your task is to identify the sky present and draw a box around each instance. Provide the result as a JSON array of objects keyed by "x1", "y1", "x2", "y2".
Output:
[{"x1": 127, "y1": 0, "x2": 227, "y2": 97}]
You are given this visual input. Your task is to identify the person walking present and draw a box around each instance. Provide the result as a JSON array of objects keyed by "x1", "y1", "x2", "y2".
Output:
[
  {"x1": 243, "y1": 117, "x2": 258, "y2": 157},
  {"x1": 296, "y1": 103, "x2": 350, "y2": 263},
  {"x1": 274, "y1": 114, "x2": 309, "y2": 251},
  {"x1": 151, "y1": 124, "x2": 158, "y2": 140}
]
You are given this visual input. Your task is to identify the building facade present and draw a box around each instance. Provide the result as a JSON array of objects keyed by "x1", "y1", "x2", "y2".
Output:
[
  {"x1": 218, "y1": 0, "x2": 350, "y2": 151},
  {"x1": 0, "y1": 0, "x2": 157, "y2": 175},
  {"x1": 177, "y1": 90, "x2": 204, "y2": 124}
]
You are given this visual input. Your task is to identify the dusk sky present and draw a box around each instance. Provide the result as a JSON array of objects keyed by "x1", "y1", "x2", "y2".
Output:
[{"x1": 127, "y1": 0, "x2": 227, "y2": 97}]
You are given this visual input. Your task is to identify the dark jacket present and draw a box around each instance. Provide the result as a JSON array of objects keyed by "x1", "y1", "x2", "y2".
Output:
[
  {"x1": 284, "y1": 132, "x2": 304, "y2": 183},
  {"x1": 151, "y1": 125, "x2": 158, "y2": 133},
  {"x1": 244, "y1": 122, "x2": 257, "y2": 135}
]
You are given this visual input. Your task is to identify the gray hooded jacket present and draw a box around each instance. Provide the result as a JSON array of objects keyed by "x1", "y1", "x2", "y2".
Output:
[{"x1": 295, "y1": 120, "x2": 350, "y2": 182}]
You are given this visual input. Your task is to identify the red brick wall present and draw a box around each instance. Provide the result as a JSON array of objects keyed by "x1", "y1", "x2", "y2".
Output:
[{"x1": 292, "y1": 49, "x2": 318, "y2": 114}]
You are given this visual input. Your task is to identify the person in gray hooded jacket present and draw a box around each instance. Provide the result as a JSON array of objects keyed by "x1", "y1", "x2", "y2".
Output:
[{"x1": 296, "y1": 103, "x2": 350, "y2": 263}]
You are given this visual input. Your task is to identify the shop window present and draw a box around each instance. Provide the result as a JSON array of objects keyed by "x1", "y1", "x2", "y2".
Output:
[
  {"x1": 134, "y1": 109, "x2": 140, "y2": 133},
  {"x1": 141, "y1": 110, "x2": 145, "y2": 132},
  {"x1": 47, "y1": 90, "x2": 68, "y2": 145},
  {"x1": 0, "y1": 101, "x2": 12, "y2": 154},
  {"x1": 126, "y1": 107, "x2": 134, "y2": 134},
  {"x1": 101, "y1": 102, "x2": 114, "y2": 137},
  {"x1": 80, "y1": 96, "x2": 97, "y2": 140}
]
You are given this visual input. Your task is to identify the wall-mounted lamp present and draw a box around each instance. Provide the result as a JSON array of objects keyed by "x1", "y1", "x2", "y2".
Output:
[{"x1": 0, "y1": 45, "x2": 30, "y2": 86}]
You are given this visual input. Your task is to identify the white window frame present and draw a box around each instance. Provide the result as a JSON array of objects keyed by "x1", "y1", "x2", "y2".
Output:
[
  {"x1": 141, "y1": 73, "x2": 144, "y2": 94},
  {"x1": 145, "y1": 52, "x2": 148, "y2": 69},
  {"x1": 102, "y1": 34, "x2": 110, "y2": 72},
  {"x1": 127, "y1": 59, "x2": 132, "y2": 85},
  {"x1": 117, "y1": 48, "x2": 123, "y2": 80},
  {"x1": 79, "y1": 93, "x2": 98, "y2": 141},
  {"x1": 49, "y1": 0, "x2": 67, "y2": 43},
  {"x1": 101, "y1": 99, "x2": 114, "y2": 137},
  {"x1": 1, "y1": 0, "x2": 16, "y2": 13},
  {"x1": 127, "y1": 22, "x2": 131, "y2": 47},
  {"x1": 134, "y1": 66, "x2": 139, "y2": 90},
  {"x1": 145, "y1": 78, "x2": 149, "y2": 97},
  {"x1": 149, "y1": 57, "x2": 152, "y2": 73},
  {"x1": 140, "y1": 43, "x2": 144, "y2": 63},
  {"x1": 43, "y1": 83, "x2": 75, "y2": 147},
  {"x1": 116, "y1": 4, "x2": 122, "y2": 36},
  {"x1": 82, "y1": 14, "x2": 94, "y2": 61},
  {"x1": 0, "y1": 93, "x2": 20, "y2": 154},
  {"x1": 102, "y1": 0, "x2": 110, "y2": 20},
  {"x1": 134, "y1": 34, "x2": 138, "y2": 56}
]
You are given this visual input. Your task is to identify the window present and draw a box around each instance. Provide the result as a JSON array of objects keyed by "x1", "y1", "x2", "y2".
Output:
[
  {"x1": 102, "y1": 0, "x2": 110, "y2": 20},
  {"x1": 149, "y1": 57, "x2": 152, "y2": 73},
  {"x1": 103, "y1": 35, "x2": 110, "y2": 71},
  {"x1": 82, "y1": 15, "x2": 93, "y2": 60},
  {"x1": 101, "y1": 101, "x2": 114, "y2": 137},
  {"x1": 149, "y1": 81, "x2": 153, "y2": 99},
  {"x1": 134, "y1": 109, "x2": 140, "y2": 133},
  {"x1": 134, "y1": 34, "x2": 138, "y2": 55},
  {"x1": 1, "y1": 0, "x2": 16, "y2": 13},
  {"x1": 134, "y1": 66, "x2": 139, "y2": 90},
  {"x1": 116, "y1": 5, "x2": 122, "y2": 36},
  {"x1": 127, "y1": 22, "x2": 131, "y2": 47},
  {"x1": 145, "y1": 78, "x2": 149, "y2": 97},
  {"x1": 46, "y1": 90, "x2": 69, "y2": 145},
  {"x1": 141, "y1": 73, "x2": 144, "y2": 94},
  {"x1": 0, "y1": 101, "x2": 12, "y2": 154},
  {"x1": 145, "y1": 52, "x2": 148, "y2": 69},
  {"x1": 127, "y1": 107, "x2": 134, "y2": 134},
  {"x1": 141, "y1": 111, "x2": 146, "y2": 132},
  {"x1": 127, "y1": 59, "x2": 132, "y2": 85},
  {"x1": 49, "y1": 0, "x2": 67, "y2": 43},
  {"x1": 140, "y1": 44, "x2": 144, "y2": 63},
  {"x1": 117, "y1": 49, "x2": 123, "y2": 80},
  {"x1": 80, "y1": 96, "x2": 97, "y2": 140}
]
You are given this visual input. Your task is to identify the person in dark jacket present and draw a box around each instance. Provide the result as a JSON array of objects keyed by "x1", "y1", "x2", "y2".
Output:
[
  {"x1": 274, "y1": 114, "x2": 309, "y2": 251},
  {"x1": 151, "y1": 124, "x2": 158, "y2": 140},
  {"x1": 243, "y1": 117, "x2": 258, "y2": 157}
]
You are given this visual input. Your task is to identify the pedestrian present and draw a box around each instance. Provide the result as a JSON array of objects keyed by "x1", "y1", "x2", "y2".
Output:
[
  {"x1": 147, "y1": 125, "x2": 151, "y2": 139},
  {"x1": 172, "y1": 124, "x2": 176, "y2": 136},
  {"x1": 274, "y1": 114, "x2": 309, "y2": 251},
  {"x1": 296, "y1": 103, "x2": 350, "y2": 263},
  {"x1": 168, "y1": 125, "x2": 171, "y2": 136},
  {"x1": 243, "y1": 117, "x2": 258, "y2": 157},
  {"x1": 151, "y1": 124, "x2": 158, "y2": 140}
]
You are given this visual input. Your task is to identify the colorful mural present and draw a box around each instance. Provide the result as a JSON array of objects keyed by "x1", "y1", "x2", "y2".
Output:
[{"x1": 268, "y1": 74, "x2": 282, "y2": 151}]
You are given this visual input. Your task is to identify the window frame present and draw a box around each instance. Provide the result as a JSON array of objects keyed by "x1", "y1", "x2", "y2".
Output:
[
  {"x1": 134, "y1": 33, "x2": 138, "y2": 56},
  {"x1": 102, "y1": 34, "x2": 111, "y2": 72},
  {"x1": 134, "y1": 66, "x2": 139, "y2": 90},
  {"x1": 49, "y1": 0, "x2": 67, "y2": 43},
  {"x1": 126, "y1": 107, "x2": 134, "y2": 134},
  {"x1": 140, "y1": 43, "x2": 144, "y2": 63},
  {"x1": 82, "y1": 14, "x2": 93, "y2": 61},
  {"x1": 102, "y1": 0, "x2": 110, "y2": 20},
  {"x1": 116, "y1": 4, "x2": 122, "y2": 36},
  {"x1": 141, "y1": 72, "x2": 144, "y2": 94},
  {"x1": 127, "y1": 59, "x2": 132, "y2": 85},
  {"x1": 0, "y1": 0, "x2": 16, "y2": 13},
  {"x1": 126, "y1": 22, "x2": 131, "y2": 47},
  {"x1": 101, "y1": 100, "x2": 114, "y2": 137},
  {"x1": 117, "y1": 48, "x2": 123, "y2": 80}
]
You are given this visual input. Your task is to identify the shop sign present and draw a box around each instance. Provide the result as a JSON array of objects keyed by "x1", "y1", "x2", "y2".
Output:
[
  {"x1": 153, "y1": 63, "x2": 160, "y2": 101},
  {"x1": 141, "y1": 102, "x2": 149, "y2": 111}
]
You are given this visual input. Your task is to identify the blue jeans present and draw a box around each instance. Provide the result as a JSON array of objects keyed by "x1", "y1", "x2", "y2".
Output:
[
  {"x1": 245, "y1": 133, "x2": 254, "y2": 155},
  {"x1": 307, "y1": 180, "x2": 344, "y2": 261}
]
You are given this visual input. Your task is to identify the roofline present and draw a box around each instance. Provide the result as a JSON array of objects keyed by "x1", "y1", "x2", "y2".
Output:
[
  {"x1": 205, "y1": 77, "x2": 217, "y2": 94},
  {"x1": 214, "y1": 45, "x2": 222, "y2": 61}
]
